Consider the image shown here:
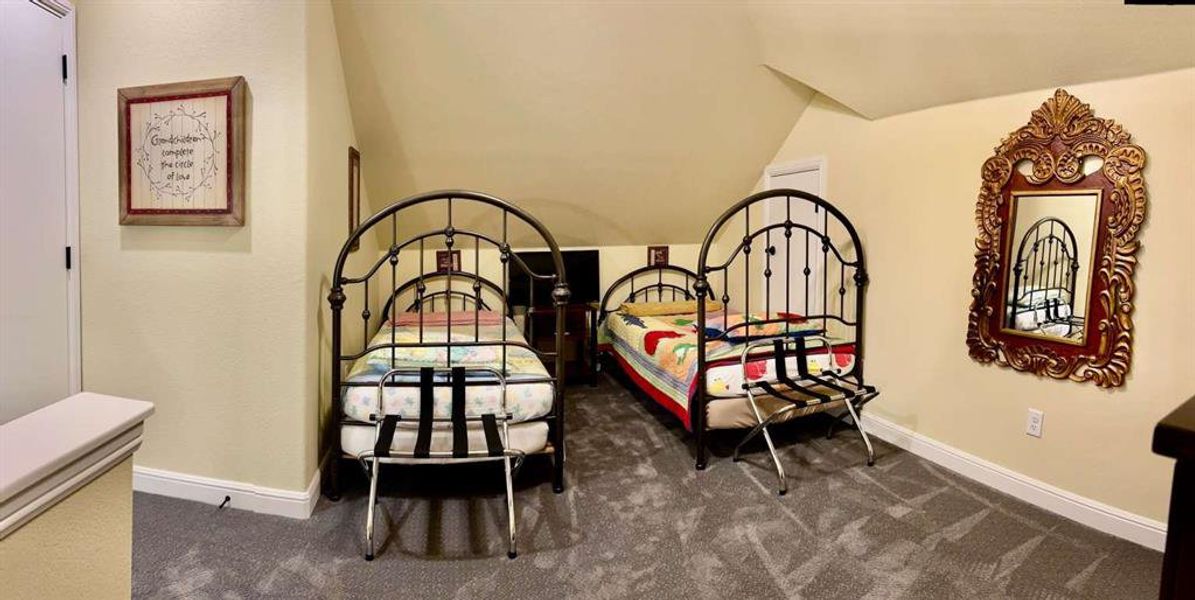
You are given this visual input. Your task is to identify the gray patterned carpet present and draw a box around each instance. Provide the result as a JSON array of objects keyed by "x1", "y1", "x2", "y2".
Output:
[{"x1": 133, "y1": 376, "x2": 1161, "y2": 599}]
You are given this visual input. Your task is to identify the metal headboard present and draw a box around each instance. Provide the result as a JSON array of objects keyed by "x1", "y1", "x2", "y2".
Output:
[
  {"x1": 1006, "y1": 217, "x2": 1080, "y2": 331},
  {"x1": 595, "y1": 264, "x2": 699, "y2": 327},
  {"x1": 691, "y1": 188, "x2": 870, "y2": 468}
]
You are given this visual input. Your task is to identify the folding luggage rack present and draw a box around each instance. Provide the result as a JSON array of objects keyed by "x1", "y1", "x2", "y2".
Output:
[
  {"x1": 354, "y1": 366, "x2": 525, "y2": 561},
  {"x1": 733, "y1": 334, "x2": 880, "y2": 495}
]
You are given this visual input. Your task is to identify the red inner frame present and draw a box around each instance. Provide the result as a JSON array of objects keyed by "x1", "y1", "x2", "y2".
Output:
[
  {"x1": 124, "y1": 90, "x2": 234, "y2": 215},
  {"x1": 990, "y1": 155, "x2": 1113, "y2": 360}
]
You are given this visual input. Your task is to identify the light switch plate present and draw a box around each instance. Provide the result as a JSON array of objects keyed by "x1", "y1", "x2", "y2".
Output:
[{"x1": 1026, "y1": 409, "x2": 1044, "y2": 438}]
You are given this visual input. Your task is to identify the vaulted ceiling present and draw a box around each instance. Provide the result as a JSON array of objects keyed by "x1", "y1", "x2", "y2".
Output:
[
  {"x1": 331, "y1": 1, "x2": 1195, "y2": 245},
  {"x1": 332, "y1": 2, "x2": 813, "y2": 246}
]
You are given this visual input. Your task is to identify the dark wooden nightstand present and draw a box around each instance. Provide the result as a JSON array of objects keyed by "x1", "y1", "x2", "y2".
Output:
[{"x1": 523, "y1": 303, "x2": 599, "y2": 386}]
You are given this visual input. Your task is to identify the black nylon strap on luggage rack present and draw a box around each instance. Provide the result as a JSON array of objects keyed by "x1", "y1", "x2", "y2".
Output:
[
  {"x1": 413, "y1": 367, "x2": 435, "y2": 458},
  {"x1": 451, "y1": 367, "x2": 469, "y2": 458},
  {"x1": 374, "y1": 415, "x2": 400, "y2": 458},
  {"x1": 481, "y1": 414, "x2": 504, "y2": 457},
  {"x1": 764, "y1": 338, "x2": 833, "y2": 406}
]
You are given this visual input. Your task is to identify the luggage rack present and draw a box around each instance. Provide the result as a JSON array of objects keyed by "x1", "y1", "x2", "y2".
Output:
[
  {"x1": 354, "y1": 366, "x2": 526, "y2": 561},
  {"x1": 732, "y1": 335, "x2": 879, "y2": 495}
]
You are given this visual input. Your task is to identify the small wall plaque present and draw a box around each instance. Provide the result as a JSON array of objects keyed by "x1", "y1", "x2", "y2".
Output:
[
  {"x1": 436, "y1": 250, "x2": 461, "y2": 272},
  {"x1": 648, "y1": 245, "x2": 669, "y2": 266},
  {"x1": 118, "y1": 76, "x2": 247, "y2": 226}
]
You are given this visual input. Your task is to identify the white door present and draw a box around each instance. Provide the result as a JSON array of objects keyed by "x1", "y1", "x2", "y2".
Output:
[
  {"x1": 1, "y1": 0, "x2": 79, "y2": 424},
  {"x1": 761, "y1": 160, "x2": 823, "y2": 317}
]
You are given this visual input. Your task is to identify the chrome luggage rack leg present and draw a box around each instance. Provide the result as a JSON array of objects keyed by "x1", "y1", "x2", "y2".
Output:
[
  {"x1": 732, "y1": 336, "x2": 879, "y2": 495},
  {"x1": 356, "y1": 366, "x2": 526, "y2": 561}
]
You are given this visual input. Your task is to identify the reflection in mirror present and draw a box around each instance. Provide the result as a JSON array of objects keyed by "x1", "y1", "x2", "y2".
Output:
[{"x1": 1002, "y1": 191, "x2": 1100, "y2": 344}]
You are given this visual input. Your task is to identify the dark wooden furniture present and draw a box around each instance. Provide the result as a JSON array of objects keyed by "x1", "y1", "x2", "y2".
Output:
[
  {"x1": 526, "y1": 303, "x2": 597, "y2": 385},
  {"x1": 1153, "y1": 394, "x2": 1195, "y2": 599}
]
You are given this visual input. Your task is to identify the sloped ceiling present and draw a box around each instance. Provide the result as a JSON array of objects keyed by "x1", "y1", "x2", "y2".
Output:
[
  {"x1": 748, "y1": 1, "x2": 1195, "y2": 119},
  {"x1": 331, "y1": 2, "x2": 814, "y2": 246},
  {"x1": 333, "y1": 1, "x2": 1194, "y2": 245}
]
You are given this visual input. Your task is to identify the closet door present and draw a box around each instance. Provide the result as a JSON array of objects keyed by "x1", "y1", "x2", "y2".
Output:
[
  {"x1": 761, "y1": 160, "x2": 824, "y2": 317},
  {"x1": 0, "y1": 0, "x2": 78, "y2": 424}
]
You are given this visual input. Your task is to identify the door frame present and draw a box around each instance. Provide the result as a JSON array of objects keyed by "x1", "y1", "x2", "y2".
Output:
[
  {"x1": 33, "y1": 0, "x2": 81, "y2": 393},
  {"x1": 762, "y1": 156, "x2": 826, "y2": 196},
  {"x1": 64, "y1": 4, "x2": 80, "y2": 394}
]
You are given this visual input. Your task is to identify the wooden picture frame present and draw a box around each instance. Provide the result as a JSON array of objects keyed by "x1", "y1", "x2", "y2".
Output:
[
  {"x1": 348, "y1": 146, "x2": 361, "y2": 251},
  {"x1": 647, "y1": 245, "x2": 669, "y2": 266},
  {"x1": 118, "y1": 76, "x2": 247, "y2": 226},
  {"x1": 966, "y1": 89, "x2": 1148, "y2": 388}
]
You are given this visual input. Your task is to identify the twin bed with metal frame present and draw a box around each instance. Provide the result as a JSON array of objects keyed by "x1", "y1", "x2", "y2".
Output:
[
  {"x1": 325, "y1": 190, "x2": 570, "y2": 560},
  {"x1": 595, "y1": 189, "x2": 881, "y2": 494}
]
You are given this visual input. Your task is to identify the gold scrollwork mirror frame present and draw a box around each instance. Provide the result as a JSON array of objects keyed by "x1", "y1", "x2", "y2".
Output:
[{"x1": 966, "y1": 89, "x2": 1148, "y2": 387}]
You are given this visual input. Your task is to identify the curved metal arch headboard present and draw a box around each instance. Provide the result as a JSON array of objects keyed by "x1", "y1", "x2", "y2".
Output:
[
  {"x1": 1006, "y1": 217, "x2": 1080, "y2": 330},
  {"x1": 690, "y1": 189, "x2": 871, "y2": 454},
  {"x1": 596, "y1": 264, "x2": 700, "y2": 325},
  {"x1": 695, "y1": 188, "x2": 868, "y2": 340},
  {"x1": 382, "y1": 270, "x2": 507, "y2": 316}
]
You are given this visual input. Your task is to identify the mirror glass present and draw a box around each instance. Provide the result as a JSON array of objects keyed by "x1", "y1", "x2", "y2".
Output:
[{"x1": 1002, "y1": 190, "x2": 1101, "y2": 344}]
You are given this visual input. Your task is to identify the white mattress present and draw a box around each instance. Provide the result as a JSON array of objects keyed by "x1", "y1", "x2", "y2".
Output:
[{"x1": 341, "y1": 421, "x2": 550, "y2": 460}]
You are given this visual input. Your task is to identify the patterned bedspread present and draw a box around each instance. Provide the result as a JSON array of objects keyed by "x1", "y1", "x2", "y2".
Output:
[
  {"x1": 341, "y1": 314, "x2": 554, "y2": 424},
  {"x1": 603, "y1": 311, "x2": 827, "y2": 416}
]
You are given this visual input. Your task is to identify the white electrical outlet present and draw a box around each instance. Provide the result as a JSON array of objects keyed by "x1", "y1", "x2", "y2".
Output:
[{"x1": 1026, "y1": 409, "x2": 1044, "y2": 438}]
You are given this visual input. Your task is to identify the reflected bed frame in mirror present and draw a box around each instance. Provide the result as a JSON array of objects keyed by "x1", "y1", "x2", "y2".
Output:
[{"x1": 1001, "y1": 190, "x2": 1102, "y2": 346}]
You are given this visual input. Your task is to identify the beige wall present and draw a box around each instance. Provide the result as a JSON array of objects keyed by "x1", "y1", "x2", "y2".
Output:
[
  {"x1": 79, "y1": 1, "x2": 356, "y2": 493},
  {"x1": 0, "y1": 459, "x2": 133, "y2": 599},
  {"x1": 767, "y1": 69, "x2": 1195, "y2": 521},
  {"x1": 305, "y1": 0, "x2": 383, "y2": 473}
]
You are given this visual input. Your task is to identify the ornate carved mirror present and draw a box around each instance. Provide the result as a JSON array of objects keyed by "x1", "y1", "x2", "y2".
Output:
[{"x1": 967, "y1": 90, "x2": 1147, "y2": 387}]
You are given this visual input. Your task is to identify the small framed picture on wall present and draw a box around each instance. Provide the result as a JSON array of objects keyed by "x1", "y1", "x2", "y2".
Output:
[
  {"x1": 117, "y1": 76, "x2": 247, "y2": 226},
  {"x1": 436, "y1": 250, "x2": 461, "y2": 272},
  {"x1": 648, "y1": 245, "x2": 669, "y2": 266},
  {"x1": 348, "y1": 146, "x2": 361, "y2": 251}
]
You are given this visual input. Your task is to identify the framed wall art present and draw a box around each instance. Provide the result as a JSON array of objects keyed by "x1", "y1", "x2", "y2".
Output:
[
  {"x1": 647, "y1": 245, "x2": 669, "y2": 266},
  {"x1": 348, "y1": 146, "x2": 361, "y2": 251},
  {"x1": 118, "y1": 76, "x2": 247, "y2": 226}
]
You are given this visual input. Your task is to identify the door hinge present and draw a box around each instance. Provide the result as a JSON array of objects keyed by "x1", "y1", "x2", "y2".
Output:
[
  {"x1": 65, "y1": 246, "x2": 72, "y2": 270},
  {"x1": 61, "y1": 54, "x2": 67, "y2": 82}
]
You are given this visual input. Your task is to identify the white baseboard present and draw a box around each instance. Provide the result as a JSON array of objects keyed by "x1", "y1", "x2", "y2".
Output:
[
  {"x1": 133, "y1": 465, "x2": 319, "y2": 520},
  {"x1": 861, "y1": 414, "x2": 1167, "y2": 552}
]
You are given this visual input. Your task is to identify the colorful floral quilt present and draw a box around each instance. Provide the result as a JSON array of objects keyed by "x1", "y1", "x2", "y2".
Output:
[
  {"x1": 607, "y1": 310, "x2": 850, "y2": 423},
  {"x1": 342, "y1": 315, "x2": 554, "y2": 424}
]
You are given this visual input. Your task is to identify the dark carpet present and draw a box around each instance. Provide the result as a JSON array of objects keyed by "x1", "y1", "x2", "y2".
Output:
[{"x1": 133, "y1": 376, "x2": 1162, "y2": 599}]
